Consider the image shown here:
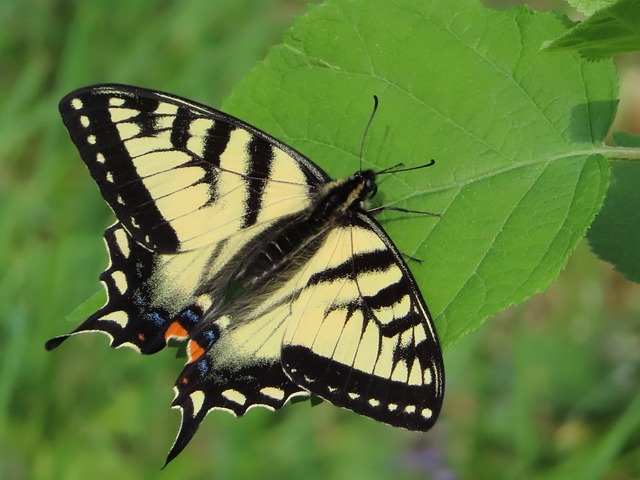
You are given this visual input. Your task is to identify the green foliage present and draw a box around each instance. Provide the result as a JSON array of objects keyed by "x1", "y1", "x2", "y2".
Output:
[
  {"x1": 64, "y1": 290, "x2": 106, "y2": 325},
  {"x1": 567, "y1": 0, "x2": 617, "y2": 16},
  {"x1": 587, "y1": 132, "x2": 640, "y2": 282},
  {"x1": 2, "y1": 0, "x2": 640, "y2": 479},
  {"x1": 545, "y1": 0, "x2": 640, "y2": 59},
  {"x1": 226, "y1": 0, "x2": 615, "y2": 346}
]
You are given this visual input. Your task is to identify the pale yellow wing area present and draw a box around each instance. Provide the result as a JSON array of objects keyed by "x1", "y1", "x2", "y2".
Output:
[
  {"x1": 171, "y1": 213, "x2": 444, "y2": 431},
  {"x1": 167, "y1": 214, "x2": 444, "y2": 462},
  {"x1": 280, "y1": 213, "x2": 444, "y2": 430}
]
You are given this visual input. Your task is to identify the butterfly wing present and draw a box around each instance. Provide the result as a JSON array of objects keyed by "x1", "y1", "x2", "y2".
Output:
[
  {"x1": 281, "y1": 213, "x2": 444, "y2": 431},
  {"x1": 58, "y1": 84, "x2": 329, "y2": 253},
  {"x1": 47, "y1": 84, "x2": 444, "y2": 465},
  {"x1": 46, "y1": 222, "x2": 208, "y2": 353},
  {"x1": 167, "y1": 212, "x2": 443, "y2": 463},
  {"x1": 46, "y1": 84, "x2": 329, "y2": 353},
  {"x1": 166, "y1": 277, "x2": 309, "y2": 464}
]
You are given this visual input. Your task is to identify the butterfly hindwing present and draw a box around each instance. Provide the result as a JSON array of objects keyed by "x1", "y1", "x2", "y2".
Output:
[
  {"x1": 45, "y1": 223, "x2": 208, "y2": 353},
  {"x1": 169, "y1": 352, "x2": 306, "y2": 465},
  {"x1": 166, "y1": 263, "x2": 315, "y2": 462}
]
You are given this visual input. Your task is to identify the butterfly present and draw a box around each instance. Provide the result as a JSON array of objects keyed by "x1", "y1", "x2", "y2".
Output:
[{"x1": 45, "y1": 84, "x2": 445, "y2": 464}]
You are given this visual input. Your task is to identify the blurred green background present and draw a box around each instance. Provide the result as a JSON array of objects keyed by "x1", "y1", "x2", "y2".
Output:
[{"x1": 2, "y1": 0, "x2": 640, "y2": 479}]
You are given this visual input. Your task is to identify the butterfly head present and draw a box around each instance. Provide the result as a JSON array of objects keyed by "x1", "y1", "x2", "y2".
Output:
[{"x1": 360, "y1": 169, "x2": 378, "y2": 200}]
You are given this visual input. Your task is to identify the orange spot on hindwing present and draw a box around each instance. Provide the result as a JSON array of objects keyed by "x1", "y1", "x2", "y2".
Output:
[
  {"x1": 187, "y1": 339, "x2": 205, "y2": 363},
  {"x1": 165, "y1": 321, "x2": 189, "y2": 341}
]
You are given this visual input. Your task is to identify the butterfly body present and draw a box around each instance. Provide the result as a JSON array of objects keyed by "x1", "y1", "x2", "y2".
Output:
[
  {"x1": 235, "y1": 170, "x2": 376, "y2": 286},
  {"x1": 45, "y1": 85, "x2": 444, "y2": 464}
]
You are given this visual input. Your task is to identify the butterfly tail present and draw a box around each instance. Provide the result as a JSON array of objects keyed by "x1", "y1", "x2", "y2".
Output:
[
  {"x1": 165, "y1": 323, "x2": 308, "y2": 465},
  {"x1": 44, "y1": 224, "x2": 205, "y2": 354}
]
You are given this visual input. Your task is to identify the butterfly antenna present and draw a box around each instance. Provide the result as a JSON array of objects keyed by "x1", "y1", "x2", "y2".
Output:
[
  {"x1": 377, "y1": 159, "x2": 436, "y2": 176},
  {"x1": 359, "y1": 95, "x2": 379, "y2": 171}
]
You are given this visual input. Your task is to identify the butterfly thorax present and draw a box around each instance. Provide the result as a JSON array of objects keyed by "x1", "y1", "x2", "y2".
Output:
[
  {"x1": 235, "y1": 169, "x2": 378, "y2": 286},
  {"x1": 310, "y1": 169, "x2": 377, "y2": 224}
]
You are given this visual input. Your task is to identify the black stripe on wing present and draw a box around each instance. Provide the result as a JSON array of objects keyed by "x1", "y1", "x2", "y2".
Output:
[
  {"x1": 309, "y1": 249, "x2": 423, "y2": 334},
  {"x1": 59, "y1": 89, "x2": 231, "y2": 253},
  {"x1": 282, "y1": 343, "x2": 438, "y2": 430},
  {"x1": 45, "y1": 224, "x2": 203, "y2": 353},
  {"x1": 242, "y1": 134, "x2": 275, "y2": 228},
  {"x1": 169, "y1": 107, "x2": 193, "y2": 150}
]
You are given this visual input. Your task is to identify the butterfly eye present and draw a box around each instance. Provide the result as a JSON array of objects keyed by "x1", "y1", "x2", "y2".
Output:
[{"x1": 366, "y1": 179, "x2": 378, "y2": 199}]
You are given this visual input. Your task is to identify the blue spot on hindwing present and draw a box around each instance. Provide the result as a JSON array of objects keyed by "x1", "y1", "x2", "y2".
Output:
[
  {"x1": 180, "y1": 307, "x2": 202, "y2": 325},
  {"x1": 200, "y1": 328, "x2": 217, "y2": 350},
  {"x1": 146, "y1": 311, "x2": 167, "y2": 326},
  {"x1": 197, "y1": 358, "x2": 210, "y2": 377}
]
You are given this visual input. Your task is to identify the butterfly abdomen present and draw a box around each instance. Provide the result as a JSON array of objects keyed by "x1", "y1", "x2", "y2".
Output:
[{"x1": 238, "y1": 169, "x2": 377, "y2": 285}]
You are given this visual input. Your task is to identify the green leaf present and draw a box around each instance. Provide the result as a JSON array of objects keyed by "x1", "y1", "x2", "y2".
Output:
[
  {"x1": 224, "y1": 0, "x2": 616, "y2": 346},
  {"x1": 65, "y1": 289, "x2": 106, "y2": 324},
  {"x1": 544, "y1": 0, "x2": 640, "y2": 60},
  {"x1": 587, "y1": 132, "x2": 640, "y2": 283},
  {"x1": 566, "y1": 0, "x2": 617, "y2": 16}
]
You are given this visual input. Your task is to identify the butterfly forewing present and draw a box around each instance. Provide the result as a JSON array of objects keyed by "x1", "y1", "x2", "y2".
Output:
[
  {"x1": 59, "y1": 85, "x2": 327, "y2": 253},
  {"x1": 281, "y1": 214, "x2": 444, "y2": 430}
]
